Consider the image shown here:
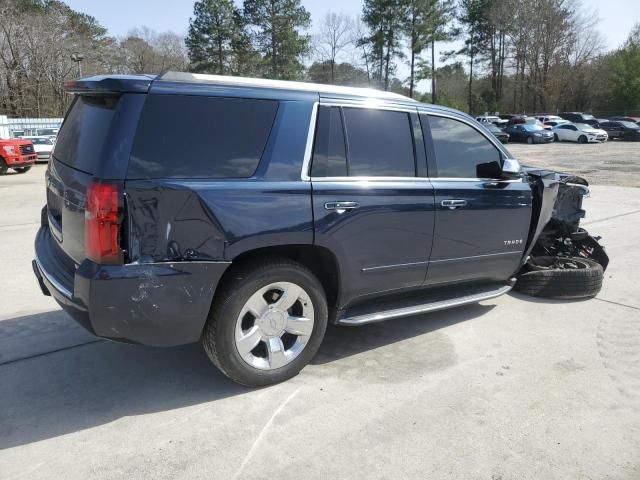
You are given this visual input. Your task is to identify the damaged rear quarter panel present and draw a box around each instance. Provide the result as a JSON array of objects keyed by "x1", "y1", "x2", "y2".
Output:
[{"x1": 125, "y1": 180, "x2": 313, "y2": 263}]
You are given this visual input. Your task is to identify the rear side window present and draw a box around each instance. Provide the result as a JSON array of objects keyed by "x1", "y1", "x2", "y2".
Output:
[
  {"x1": 54, "y1": 96, "x2": 118, "y2": 174},
  {"x1": 427, "y1": 115, "x2": 501, "y2": 179},
  {"x1": 311, "y1": 106, "x2": 347, "y2": 177},
  {"x1": 128, "y1": 95, "x2": 278, "y2": 179},
  {"x1": 343, "y1": 108, "x2": 415, "y2": 177}
]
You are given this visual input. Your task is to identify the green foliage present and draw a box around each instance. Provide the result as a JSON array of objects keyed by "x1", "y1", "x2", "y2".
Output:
[
  {"x1": 186, "y1": 0, "x2": 247, "y2": 75},
  {"x1": 243, "y1": 0, "x2": 311, "y2": 80},
  {"x1": 609, "y1": 24, "x2": 640, "y2": 112},
  {"x1": 307, "y1": 61, "x2": 370, "y2": 87},
  {"x1": 362, "y1": 0, "x2": 406, "y2": 89}
]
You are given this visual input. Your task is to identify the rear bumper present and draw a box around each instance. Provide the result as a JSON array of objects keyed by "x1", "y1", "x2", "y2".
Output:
[{"x1": 33, "y1": 226, "x2": 230, "y2": 346}]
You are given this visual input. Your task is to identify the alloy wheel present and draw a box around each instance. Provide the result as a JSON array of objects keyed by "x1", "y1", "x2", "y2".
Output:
[{"x1": 234, "y1": 281, "x2": 315, "y2": 370}]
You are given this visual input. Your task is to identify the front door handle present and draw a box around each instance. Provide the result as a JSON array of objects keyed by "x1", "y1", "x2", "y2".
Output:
[
  {"x1": 325, "y1": 201, "x2": 360, "y2": 213},
  {"x1": 441, "y1": 199, "x2": 467, "y2": 210}
]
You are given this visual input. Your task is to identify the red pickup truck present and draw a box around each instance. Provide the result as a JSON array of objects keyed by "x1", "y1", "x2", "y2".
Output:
[{"x1": 0, "y1": 138, "x2": 37, "y2": 174}]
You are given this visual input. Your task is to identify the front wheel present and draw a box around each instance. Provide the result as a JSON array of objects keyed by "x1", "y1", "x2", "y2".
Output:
[
  {"x1": 0, "y1": 158, "x2": 8, "y2": 175},
  {"x1": 202, "y1": 258, "x2": 328, "y2": 386},
  {"x1": 554, "y1": 133, "x2": 559, "y2": 142},
  {"x1": 578, "y1": 135, "x2": 587, "y2": 144},
  {"x1": 526, "y1": 136, "x2": 534, "y2": 144}
]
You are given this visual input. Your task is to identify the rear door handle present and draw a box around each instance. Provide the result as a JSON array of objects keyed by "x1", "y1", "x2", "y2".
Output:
[
  {"x1": 325, "y1": 201, "x2": 360, "y2": 213},
  {"x1": 441, "y1": 199, "x2": 467, "y2": 209}
]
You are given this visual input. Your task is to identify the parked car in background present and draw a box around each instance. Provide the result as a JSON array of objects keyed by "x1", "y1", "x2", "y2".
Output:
[
  {"x1": 598, "y1": 120, "x2": 640, "y2": 141},
  {"x1": 524, "y1": 117, "x2": 552, "y2": 130},
  {"x1": 552, "y1": 123, "x2": 608, "y2": 143},
  {"x1": 23, "y1": 136, "x2": 54, "y2": 161},
  {"x1": 483, "y1": 123, "x2": 510, "y2": 143},
  {"x1": 544, "y1": 120, "x2": 570, "y2": 128},
  {"x1": 0, "y1": 138, "x2": 36, "y2": 174},
  {"x1": 536, "y1": 115, "x2": 564, "y2": 124},
  {"x1": 475, "y1": 115, "x2": 508, "y2": 127},
  {"x1": 609, "y1": 116, "x2": 640, "y2": 126},
  {"x1": 559, "y1": 112, "x2": 599, "y2": 127},
  {"x1": 504, "y1": 124, "x2": 554, "y2": 144}
]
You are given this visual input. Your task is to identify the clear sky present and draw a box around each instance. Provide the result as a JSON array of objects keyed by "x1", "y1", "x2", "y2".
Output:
[{"x1": 65, "y1": 0, "x2": 640, "y2": 89}]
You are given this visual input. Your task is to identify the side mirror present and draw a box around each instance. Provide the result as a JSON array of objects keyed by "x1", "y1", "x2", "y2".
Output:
[{"x1": 502, "y1": 158, "x2": 522, "y2": 178}]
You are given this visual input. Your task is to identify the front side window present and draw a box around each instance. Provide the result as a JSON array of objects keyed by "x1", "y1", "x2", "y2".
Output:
[{"x1": 428, "y1": 115, "x2": 502, "y2": 179}]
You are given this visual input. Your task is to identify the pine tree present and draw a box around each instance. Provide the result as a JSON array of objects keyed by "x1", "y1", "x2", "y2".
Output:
[
  {"x1": 186, "y1": 0, "x2": 247, "y2": 75},
  {"x1": 362, "y1": 0, "x2": 406, "y2": 90},
  {"x1": 243, "y1": 0, "x2": 311, "y2": 80}
]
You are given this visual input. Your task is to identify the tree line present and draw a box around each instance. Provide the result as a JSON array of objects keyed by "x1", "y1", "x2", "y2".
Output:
[{"x1": 1, "y1": 0, "x2": 639, "y2": 118}]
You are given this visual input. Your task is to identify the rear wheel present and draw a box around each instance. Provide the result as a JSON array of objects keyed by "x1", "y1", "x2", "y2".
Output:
[
  {"x1": 13, "y1": 167, "x2": 31, "y2": 174},
  {"x1": 202, "y1": 257, "x2": 328, "y2": 386},
  {"x1": 578, "y1": 135, "x2": 587, "y2": 144},
  {"x1": 515, "y1": 256, "x2": 603, "y2": 299}
]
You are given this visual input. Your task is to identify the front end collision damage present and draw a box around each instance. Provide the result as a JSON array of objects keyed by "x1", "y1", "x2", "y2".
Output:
[{"x1": 521, "y1": 168, "x2": 609, "y2": 272}]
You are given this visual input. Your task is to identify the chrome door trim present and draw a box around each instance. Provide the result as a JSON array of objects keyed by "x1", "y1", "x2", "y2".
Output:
[
  {"x1": 429, "y1": 251, "x2": 522, "y2": 264},
  {"x1": 361, "y1": 260, "x2": 428, "y2": 273}
]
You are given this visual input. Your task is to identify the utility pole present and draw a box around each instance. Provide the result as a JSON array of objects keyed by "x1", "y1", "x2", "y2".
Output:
[{"x1": 70, "y1": 53, "x2": 85, "y2": 77}]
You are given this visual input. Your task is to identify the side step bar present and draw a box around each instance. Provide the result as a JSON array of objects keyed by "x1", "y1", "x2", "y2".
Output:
[{"x1": 336, "y1": 284, "x2": 513, "y2": 326}]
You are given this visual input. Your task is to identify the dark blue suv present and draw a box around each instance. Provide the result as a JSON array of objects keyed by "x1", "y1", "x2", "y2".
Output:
[{"x1": 33, "y1": 72, "x2": 607, "y2": 386}]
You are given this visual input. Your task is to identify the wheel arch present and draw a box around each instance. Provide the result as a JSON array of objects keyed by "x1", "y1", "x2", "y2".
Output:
[{"x1": 216, "y1": 244, "x2": 341, "y2": 310}]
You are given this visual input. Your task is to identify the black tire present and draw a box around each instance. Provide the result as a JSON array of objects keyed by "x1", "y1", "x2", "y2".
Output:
[
  {"x1": 526, "y1": 136, "x2": 534, "y2": 144},
  {"x1": 202, "y1": 257, "x2": 328, "y2": 386},
  {"x1": 553, "y1": 133, "x2": 559, "y2": 142},
  {"x1": 0, "y1": 158, "x2": 8, "y2": 175},
  {"x1": 578, "y1": 135, "x2": 587, "y2": 144},
  {"x1": 13, "y1": 166, "x2": 31, "y2": 174},
  {"x1": 515, "y1": 256, "x2": 603, "y2": 299}
]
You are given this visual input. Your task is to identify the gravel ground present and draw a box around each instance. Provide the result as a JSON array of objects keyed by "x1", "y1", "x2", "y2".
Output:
[{"x1": 506, "y1": 140, "x2": 640, "y2": 187}]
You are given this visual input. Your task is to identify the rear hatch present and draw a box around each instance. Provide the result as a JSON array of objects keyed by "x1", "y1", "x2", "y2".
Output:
[{"x1": 45, "y1": 80, "x2": 149, "y2": 267}]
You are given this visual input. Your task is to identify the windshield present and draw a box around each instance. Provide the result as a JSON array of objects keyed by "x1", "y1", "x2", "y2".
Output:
[
  {"x1": 574, "y1": 123, "x2": 593, "y2": 130},
  {"x1": 521, "y1": 124, "x2": 544, "y2": 132},
  {"x1": 582, "y1": 114, "x2": 595, "y2": 120},
  {"x1": 621, "y1": 121, "x2": 639, "y2": 129}
]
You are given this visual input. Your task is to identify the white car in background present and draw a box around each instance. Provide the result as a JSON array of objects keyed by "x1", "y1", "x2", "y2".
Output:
[
  {"x1": 475, "y1": 115, "x2": 508, "y2": 126},
  {"x1": 537, "y1": 114, "x2": 565, "y2": 125},
  {"x1": 22, "y1": 136, "x2": 54, "y2": 161},
  {"x1": 552, "y1": 123, "x2": 608, "y2": 143}
]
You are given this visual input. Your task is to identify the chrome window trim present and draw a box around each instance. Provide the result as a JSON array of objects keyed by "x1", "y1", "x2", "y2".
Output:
[{"x1": 300, "y1": 101, "x2": 319, "y2": 181}]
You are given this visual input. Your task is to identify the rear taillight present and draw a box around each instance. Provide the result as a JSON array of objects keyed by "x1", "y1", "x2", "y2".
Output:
[{"x1": 85, "y1": 181, "x2": 122, "y2": 264}]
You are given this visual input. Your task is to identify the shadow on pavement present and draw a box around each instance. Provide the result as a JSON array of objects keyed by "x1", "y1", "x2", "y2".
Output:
[{"x1": 0, "y1": 302, "x2": 496, "y2": 449}]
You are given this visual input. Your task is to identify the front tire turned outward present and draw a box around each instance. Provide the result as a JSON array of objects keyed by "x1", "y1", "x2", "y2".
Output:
[
  {"x1": 202, "y1": 258, "x2": 328, "y2": 386},
  {"x1": 578, "y1": 135, "x2": 588, "y2": 144},
  {"x1": 515, "y1": 256, "x2": 603, "y2": 299}
]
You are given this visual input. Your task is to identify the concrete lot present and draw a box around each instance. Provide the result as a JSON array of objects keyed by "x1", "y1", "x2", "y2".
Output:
[
  {"x1": 1, "y1": 163, "x2": 639, "y2": 479},
  {"x1": 508, "y1": 140, "x2": 640, "y2": 188}
]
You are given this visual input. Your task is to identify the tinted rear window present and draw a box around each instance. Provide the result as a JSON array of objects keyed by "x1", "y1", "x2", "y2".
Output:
[
  {"x1": 127, "y1": 95, "x2": 278, "y2": 179},
  {"x1": 342, "y1": 108, "x2": 415, "y2": 177},
  {"x1": 53, "y1": 96, "x2": 118, "y2": 174}
]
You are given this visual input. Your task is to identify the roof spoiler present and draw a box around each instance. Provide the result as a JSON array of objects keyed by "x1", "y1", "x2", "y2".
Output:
[{"x1": 63, "y1": 74, "x2": 156, "y2": 95}]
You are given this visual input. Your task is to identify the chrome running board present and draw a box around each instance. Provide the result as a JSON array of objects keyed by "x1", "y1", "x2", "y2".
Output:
[{"x1": 336, "y1": 284, "x2": 512, "y2": 326}]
